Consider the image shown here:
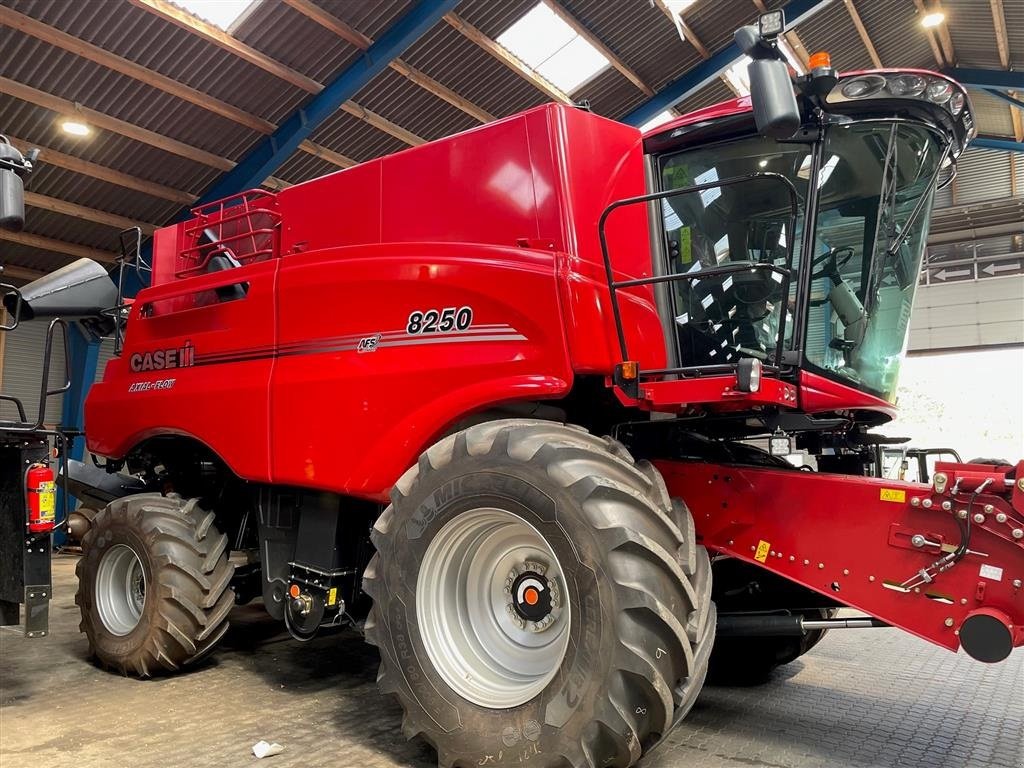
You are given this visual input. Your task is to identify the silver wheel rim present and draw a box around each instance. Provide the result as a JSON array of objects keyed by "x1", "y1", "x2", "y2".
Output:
[
  {"x1": 95, "y1": 544, "x2": 146, "y2": 636},
  {"x1": 416, "y1": 507, "x2": 570, "y2": 709}
]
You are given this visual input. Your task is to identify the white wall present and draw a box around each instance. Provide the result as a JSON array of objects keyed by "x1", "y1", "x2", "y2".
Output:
[{"x1": 877, "y1": 347, "x2": 1024, "y2": 463}]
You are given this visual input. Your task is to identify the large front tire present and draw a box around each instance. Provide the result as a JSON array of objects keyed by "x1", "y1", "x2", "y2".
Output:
[
  {"x1": 76, "y1": 494, "x2": 235, "y2": 676},
  {"x1": 364, "y1": 420, "x2": 714, "y2": 768}
]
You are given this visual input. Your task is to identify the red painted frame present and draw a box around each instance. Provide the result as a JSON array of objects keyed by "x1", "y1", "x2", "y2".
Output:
[{"x1": 659, "y1": 459, "x2": 1024, "y2": 654}]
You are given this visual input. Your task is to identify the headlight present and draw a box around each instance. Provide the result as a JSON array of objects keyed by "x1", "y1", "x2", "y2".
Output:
[
  {"x1": 926, "y1": 79, "x2": 953, "y2": 104},
  {"x1": 949, "y1": 91, "x2": 965, "y2": 116},
  {"x1": 841, "y1": 75, "x2": 886, "y2": 99},
  {"x1": 887, "y1": 74, "x2": 926, "y2": 97}
]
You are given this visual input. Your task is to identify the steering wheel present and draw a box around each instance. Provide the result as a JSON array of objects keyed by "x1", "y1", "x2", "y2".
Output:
[{"x1": 811, "y1": 247, "x2": 855, "y2": 281}]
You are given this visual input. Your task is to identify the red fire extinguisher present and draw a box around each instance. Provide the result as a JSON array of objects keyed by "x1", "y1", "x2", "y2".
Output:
[{"x1": 26, "y1": 463, "x2": 56, "y2": 533}]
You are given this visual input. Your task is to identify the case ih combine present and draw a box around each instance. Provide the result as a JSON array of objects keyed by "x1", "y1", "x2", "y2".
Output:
[{"x1": 1, "y1": 14, "x2": 1021, "y2": 768}]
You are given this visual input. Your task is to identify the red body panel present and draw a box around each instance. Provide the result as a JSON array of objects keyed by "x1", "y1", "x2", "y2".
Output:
[
  {"x1": 660, "y1": 459, "x2": 1024, "y2": 653},
  {"x1": 86, "y1": 105, "x2": 663, "y2": 500}
]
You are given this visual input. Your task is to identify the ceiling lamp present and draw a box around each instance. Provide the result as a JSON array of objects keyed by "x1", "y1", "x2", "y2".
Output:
[{"x1": 59, "y1": 119, "x2": 91, "y2": 137}]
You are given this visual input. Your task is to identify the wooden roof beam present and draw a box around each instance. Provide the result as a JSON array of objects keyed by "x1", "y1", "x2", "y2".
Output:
[
  {"x1": 126, "y1": 0, "x2": 321, "y2": 94},
  {"x1": 989, "y1": 0, "x2": 1020, "y2": 143},
  {"x1": 2, "y1": 8, "x2": 351, "y2": 171},
  {"x1": 280, "y1": 0, "x2": 495, "y2": 123},
  {"x1": 652, "y1": 0, "x2": 711, "y2": 58},
  {"x1": 843, "y1": 0, "x2": 882, "y2": 69},
  {"x1": 129, "y1": 0, "x2": 435, "y2": 154},
  {"x1": 3, "y1": 135, "x2": 196, "y2": 205},
  {"x1": 443, "y1": 13, "x2": 573, "y2": 104},
  {"x1": 388, "y1": 60, "x2": 495, "y2": 123},
  {"x1": 339, "y1": 102, "x2": 426, "y2": 146},
  {"x1": 910, "y1": 0, "x2": 946, "y2": 67},
  {"x1": 0, "y1": 7, "x2": 274, "y2": 134},
  {"x1": 541, "y1": 0, "x2": 654, "y2": 97},
  {"x1": 0, "y1": 230, "x2": 116, "y2": 264},
  {"x1": 990, "y1": 0, "x2": 1010, "y2": 70},
  {"x1": 0, "y1": 263, "x2": 46, "y2": 282},
  {"x1": 1011, "y1": 95, "x2": 1024, "y2": 143},
  {"x1": 24, "y1": 192, "x2": 158, "y2": 235},
  {"x1": 0, "y1": 76, "x2": 233, "y2": 171}
]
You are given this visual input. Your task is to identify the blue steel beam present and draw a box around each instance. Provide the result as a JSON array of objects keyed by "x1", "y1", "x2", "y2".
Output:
[
  {"x1": 945, "y1": 68, "x2": 1024, "y2": 93},
  {"x1": 57, "y1": 323, "x2": 100, "y2": 545},
  {"x1": 971, "y1": 136, "x2": 1024, "y2": 153},
  {"x1": 198, "y1": 0, "x2": 459, "y2": 205},
  {"x1": 119, "y1": 0, "x2": 458, "y2": 297},
  {"x1": 984, "y1": 88, "x2": 1024, "y2": 112},
  {"x1": 621, "y1": 0, "x2": 834, "y2": 128}
]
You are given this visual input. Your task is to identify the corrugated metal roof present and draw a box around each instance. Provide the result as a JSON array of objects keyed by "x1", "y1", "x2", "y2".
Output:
[
  {"x1": 351, "y1": 67, "x2": 480, "y2": 142},
  {"x1": 400, "y1": 21, "x2": 550, "y2": 118},
  {"x1": 574, "y1": 67, "x2": 647, "y2": 120},
  {"x1": 456, "y1": 0, "x2": 538, "y2": 40},
  {"x1": 676, "y1": 78, "x2": 736, "y2": 116},
  {"x1": 0, "y1": 94, "x2": 220, "y2": 192},
  {"x1": 945, "y1": 0, "x2": 1001, "y2": 69},
  {"x1": 687, "y1": 1, "x2": 758, "y2": 59},
  {"x1": 795, "y1": 0, "x2": 874, "y2": 72},
  {"x1": 232, "y1": 1, "x2": 363, "y2": 85},
  {"x1": 1, "y1": 34, "x2": 263, "y2": 159},
  {"x1": 320, "y1": 0, "x2": 415, "y2": 40},
  {"x1": 559, "y1": 0, "x2": 703, "y2": 95},
  {"x1": 0, "y1": 0, "x2": 1019, "y2": 285},
  {"x1": 5, "y1": 0, "x2": 307, "y2": 123},
  {"x1": 28, "y1": 164, "x2": 180, "y2": 225},
  {"x1": 954, "y1": 146, "x2": 1015, "y2": 205},
  {"x1": 854, "y1": 0, "x2": 934, "y2": 70},
  {"x1": 1004, "y1": 0, "x2": 1024, "y2": 69},
  {"x1": 309, "y1": 109, "x2": 408, "y2": 165},
  {"x1": 274, "y1": 151, "x2": 340, "y2": 186}
]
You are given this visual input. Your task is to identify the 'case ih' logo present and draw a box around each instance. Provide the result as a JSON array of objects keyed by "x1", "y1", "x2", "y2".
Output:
[{"x1": 130, "y1": 341, "x2": 196, "y2": 373}]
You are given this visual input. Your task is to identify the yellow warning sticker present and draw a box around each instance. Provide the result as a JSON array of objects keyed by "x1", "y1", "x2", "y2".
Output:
[
  {"x1": 39, "y1": 481, "x2": 56, "y2": 519},
  {"x1": 327, "y1": 587, "x2": 337, "y2": 607},
  {"x1": 754, "y1": 540, "x2": 771, "y2": 563},
  {"x1": 880, "y1": 488, "x2": 906, "y2": 503}
]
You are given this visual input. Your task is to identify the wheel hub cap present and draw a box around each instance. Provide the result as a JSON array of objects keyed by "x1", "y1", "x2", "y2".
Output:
[
  {"x1": 416, "y1": 508, "x2": 571, "y2": 709},
  {"x1": 95, "y1": 544, "x2": 146, "y2": 636}
]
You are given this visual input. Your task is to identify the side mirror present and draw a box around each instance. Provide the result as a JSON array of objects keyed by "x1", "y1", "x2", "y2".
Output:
[
  {"x1": 748, "y1": 58, "x2": 800, "y2": 139},
  {"x1": 0, "y1": 165, "x2": 25, "y2": 232},
  {"x1": 0, "y1": 137, "x2": 35, "y2": 233},
  {"x1": 735, "y1": 18, "x2": 801, "y2": 140}
]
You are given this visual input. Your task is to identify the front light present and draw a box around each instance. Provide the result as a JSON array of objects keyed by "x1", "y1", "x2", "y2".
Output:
[
  {"x1": 841, "y1": 75, "x2": 886, "y2": 99},
  {"x1": 736, "y1": 357, "x2": 762, "y2": 393},
  {"x1": 949, "y1": 91, "x2": 965, "y2": 116},
  {"x1": 926, "y1": 79, "x2": 953, "y2": 104},
  {"x1": 887, "y1": 74, "x2": 926, "y2": 97}
]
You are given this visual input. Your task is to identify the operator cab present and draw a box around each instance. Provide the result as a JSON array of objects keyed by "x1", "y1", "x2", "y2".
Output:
[{"x1": 637, "y1": 10, "x2": 974, "y2": 422}]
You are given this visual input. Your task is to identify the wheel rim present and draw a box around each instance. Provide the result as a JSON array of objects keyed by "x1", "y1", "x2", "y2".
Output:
[
  {"x1": 95, "y1": 544, "x2": 146, "y2": 636},
  {"x1": 416, "y1": 507, "x2": 571, "y2": 709}
]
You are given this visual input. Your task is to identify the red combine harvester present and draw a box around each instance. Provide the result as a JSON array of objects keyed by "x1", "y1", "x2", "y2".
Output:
[{"x1": 3, "y1": 14, "x2": 1020, "y2": 768}]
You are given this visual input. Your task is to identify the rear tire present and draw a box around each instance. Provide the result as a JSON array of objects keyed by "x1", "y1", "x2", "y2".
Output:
[
  {"x1": 364, "y1": 420, "x2": 714, "y2": 768},
  {"x1": 76, "y1": 494, "x2": 235, "y2": 676}
]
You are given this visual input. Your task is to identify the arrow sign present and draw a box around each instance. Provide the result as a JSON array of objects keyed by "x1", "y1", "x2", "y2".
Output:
[
  {"x1": 932, "y1": 267, "x2": 974, "y2": 281},
  {"x1": 981, "y1": 261, "x2": 1021, "y2": 277}
]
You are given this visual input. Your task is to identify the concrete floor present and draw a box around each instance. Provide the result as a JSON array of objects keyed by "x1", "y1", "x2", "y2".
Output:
[{"x1": 1, "y1": 554, "x2": 1021, "y2": 768}]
